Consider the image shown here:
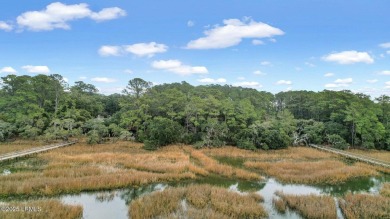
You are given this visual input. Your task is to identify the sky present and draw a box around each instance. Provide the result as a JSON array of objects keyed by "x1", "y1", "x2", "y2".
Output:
[{"x1": 0, "y1": 0, "x2": 390, "y2": 97}]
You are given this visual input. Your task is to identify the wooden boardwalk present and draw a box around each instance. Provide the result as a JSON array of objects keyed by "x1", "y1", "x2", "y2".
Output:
[
  {"x1": 0, "y1": 141, "x2": 77, "y2": 162},
  {"x1": 309, "y1": 144, "x2": 390, "y2": 169}
]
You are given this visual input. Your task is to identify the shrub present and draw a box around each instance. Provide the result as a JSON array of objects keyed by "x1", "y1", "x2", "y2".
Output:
[
  {"x1": 327, "y1": 134, "x2": 349, "y2": 149},
  {"x1": 237, "y1": 139, "x2": 257, "y2": 150},
  {"x1": 143, "y1": 117, "x2": 182, "y2": 149}
]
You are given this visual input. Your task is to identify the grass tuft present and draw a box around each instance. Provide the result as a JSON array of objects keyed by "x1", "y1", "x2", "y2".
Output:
[
  {"x1": 0, "y1": 200, "x2": 82, "y2": 219},
  {"x1": 129, "y1": 184, "x2": 267, "y2": 219},
  {"x1": 339, "y1": 193, "x2": 390, "y2": 219}
]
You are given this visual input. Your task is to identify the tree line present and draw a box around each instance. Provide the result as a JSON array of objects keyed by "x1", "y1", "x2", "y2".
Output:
[{"x1": 0, "y1": 74, "x2": 389, "y2": 150}]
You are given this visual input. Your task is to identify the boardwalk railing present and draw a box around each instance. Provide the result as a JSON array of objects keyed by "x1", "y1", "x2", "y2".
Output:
[
  {"x1": 0, "y1": 141, "x2": 77, "y2": 162},
  {"x1": 309, "y1": 144, "x2": 390, "y2": 169}
]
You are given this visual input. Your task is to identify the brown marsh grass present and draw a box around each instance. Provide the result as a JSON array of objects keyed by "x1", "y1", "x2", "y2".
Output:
[
  {"x1": 339, "y1": 193, "x2": 390, "y2": 219},
  {"x1": 348, "y1": 149, "x2": 390, "y2": 162},
  {"x1": 203, "y1": 146, "x2": 335, "y2": 161},
  {"x1": 272, "y1": 197, "x2": 287, "y2": 213},
  {"x1": 381, "y1": 183, "x2": 390, "y2": 198},
  {"x1": 275, "y1": 191, "x2": 337, "y2": 219},
  {"x1": 0, "y1": 140, "x2": 48, "y2": 155},
  {"x1": 0, "y1": 200, "x2": 82, "y2": 219},
  {"x1": 0, "y1": 168, "x2": 195, "y2": 197},
  {"x1": 0, "y1": 142, "x2": 205, "y2": 197},
  {"x1": 129, "y1": 184, "x2": 267, "y2": 219},
  {"x1": 187, "y1": 148, "x2": 262, "y2": 181},
  {"x1": 245, "y1": 160, "x2": 377, "y2": 184}
]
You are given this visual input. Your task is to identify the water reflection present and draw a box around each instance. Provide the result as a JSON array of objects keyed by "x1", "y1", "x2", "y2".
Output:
[
  {"x1": 62, "y1": 184, "x2": 166, "y2": 219},
  {"x1": 318, "y1": 175, "x2": 390, "y2": 196},
  {"x1": 59, "y1": 175, "x2": 388, "y2": 219}
]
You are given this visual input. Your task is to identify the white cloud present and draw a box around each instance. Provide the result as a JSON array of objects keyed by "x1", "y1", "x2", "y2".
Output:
[
  {"x1": 233, "y1": 81, "x2": 262, "y2": 89},
  {"x1": 0, "y1": 67, "x2": 17, "y2": 73},
  {"x1": 325, "y1": 84, "x2": 342, "y2": 88},
  {"x1": 379, "y1": 42, "x2": 390, "y2": 49},
  {"x1": 187, "y1": 20, "x2": 195, "y2": 27},
  {"x1": 91, "y1": 77, "x2": 117, "y2": 83},
  {"x1": 325, "y1": 78, "x2": 353, "y2": 89},
  {"x1": 269, "y1": 38, "x2": 277, "y2": 43},
  {"x1": 197, "y1": 78, "x2": 226, "y2": 83},
  {"x1": 253, "y1": 70, "x2": 266, "y2": 76},
  {"x1": 98, "y1": 45, "x2": 122, "y2": 56},
  {"x1": 386, "y1": 81, "x2": 390, "y2": 89},
  {"x1": 379, "y1": 70, "x2": 390, "y2": 75},
  {"x1": 276, "y1": 80, "x2": 292, "y2": 85},
  {"x1": 63, "y1": 77, "x2": 69, "y2": 82},
  {"x1": 366, "y1": 79, "x2": 378, "y2": 84},
  {"x1": 22, "y1": 65, "x2": 50, "y2": 74},
  {"x1": 90, "y1": 7, "x2": 126, "y2": 22},
  {"x1": 0, "y1": 21, "x2": 13, "y2": 31},
  {"x1": 79, "y1": 76, "x2": 87, "y2": 80},
  {"x1": 387, "y1": 51, "x2": 390, "y2": 55},
  {"x1": 152, "y1": 60, "x2": 182, "y2": 69},
  {"x1": 324, "y1": 72, "x2": 334, "y2": 77},
  {"x1": 305, "y1": 62, "x2": 315, "y2": 67},
  {"x1": 237, "y1": 77, "x2": 245, "y2": 81},
  {"x1": 334, "y1": 78, "x2": 353, "y2": 84},
  {"x1": 322, "y1": 50, "x2": 374, "y2": 64},
  {"x1": 152, "y1": 59, "x2": 208, "y2": 76},
  {"x1": 99, "y1": 42, "x2": 168, "y2": 57},
  {"x1": 252, "y1": 39, "x2": 264, "y2": 45},
  {"x1": 125, "y1": 42, "x2": 168, "y2": 57},
  {"x1": 260, "y1": 61, "x2": 271, "y2": 66},
  {"x1": 124, "y1": 69, "x2": 133, "y2": 74},
  {"x1": 16, "y1": 2, "x2": 126, "y2": 31},
  {"x1": 186, "y1": 18, "x2": 284, "y2": 49}
]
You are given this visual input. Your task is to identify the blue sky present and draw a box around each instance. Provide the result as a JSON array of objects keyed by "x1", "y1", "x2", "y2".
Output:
[{"x1": 1, "y1": 0, "x2": 390, "y2": 96}]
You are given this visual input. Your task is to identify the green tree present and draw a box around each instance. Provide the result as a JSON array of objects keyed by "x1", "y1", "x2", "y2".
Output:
[
  {"x1": 123, "y1": 78, "x2": 152, "y2": 99},
  {"x1": 143, "y1": 117, "x2": 182, "y2": 150}
]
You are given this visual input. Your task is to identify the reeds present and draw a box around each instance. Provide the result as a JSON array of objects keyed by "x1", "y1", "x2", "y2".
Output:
[
  {"x1": 130, "y1": 187, "x2": 186, "y2": 219},
  {"x1": 0, "y1": 140, "x2": 47, "y2": 155},
  {"x1": 203, "y1": 146, "x2": 335, "y2": 161},
  {"x1": 348, "y1": 149, "x2": 390, "y2": 162},
  {"x1": 188, "y1": 148, "x2": 262, "y2": 181},
  {"x1": 0, "y1": 170, "x2": 195, "y2": 197},
  {"x1": 381, "y1": 183, "x2": 390, "y2": 198},
  {"x1": 339, "y1": 193, "x2": 390, "y2": 219},
  {"x1": 245, "y1": 160, "x2": 377, "y2": 184},
  {"x1": 0, "y1": 142, "x2": 210, "y2": 197},
  {"x1": 0, "y1": 200, "x2": 82, "y2": 219},
  {"x1": 129, "y1": 184, "x2": 267, "y2": 219},
  {"x1": 274, "y1": 191, "x2": 337, "y2": 219}
]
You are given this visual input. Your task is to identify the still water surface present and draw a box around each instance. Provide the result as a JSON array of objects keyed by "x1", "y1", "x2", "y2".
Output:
[{"x1": 60, "y1": 175, "x2": 389, "y2": 219}]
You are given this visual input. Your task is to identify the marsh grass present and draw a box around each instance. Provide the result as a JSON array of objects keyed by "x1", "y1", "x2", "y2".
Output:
[
  {"x1": 0, "y1": 142, "x2": 203, "y2": 197},
  {"x1": 275, "y1": 191, "x2": 337, "y2": 219},
  {"x1": 0, "y1": 140, "x2": 383, "y2": 198},
  {"x1": 272, "y1": 197, "x2": 287, "y2": 213},
  {"x1": 348, "y1": 149, "x2": 390, "y2": 162},
  {"x1": 188, "y1": 148, "x2": 262, "y2": 181},
  {"x1": 245, "y1": 160, "x2": 377, "y2": 184},
  {"x1": 203, "y1": 146, "x2": 335, "y2": 161},
  {"x1": 339, "y1": 193, "x2": 390, "y2": 219},
  {"x1": 0, "y1": 140, "x2": 48, "y2": 155},
  {"x1": 381, "y1": 183, "x2": 390, "y2": 198},
  {"x1": 0, "y1": 200, "x2": 82, "y2": 219},
  {"x1": 129, "y1": 184, "x2": 267, "y2": 219}
]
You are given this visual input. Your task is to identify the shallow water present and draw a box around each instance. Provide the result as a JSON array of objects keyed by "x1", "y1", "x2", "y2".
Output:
[
  {"x1": 62, "y1": 184, "x2": 167, "y2": 219},
  {"x1": 58, "y1": 175, "x2": 388, "y2": 219}
]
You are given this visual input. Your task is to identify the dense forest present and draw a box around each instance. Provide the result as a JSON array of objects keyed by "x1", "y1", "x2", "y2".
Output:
[{"x1": 0, "y1": 74, "x2": 389, "y2": 150}]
